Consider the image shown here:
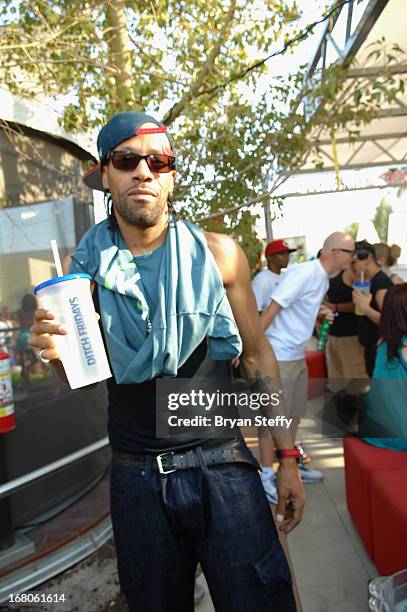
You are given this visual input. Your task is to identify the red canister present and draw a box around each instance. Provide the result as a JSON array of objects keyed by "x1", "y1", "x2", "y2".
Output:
[{"x1": 0, "y1": 352, "x2": 15, "y2": 433}]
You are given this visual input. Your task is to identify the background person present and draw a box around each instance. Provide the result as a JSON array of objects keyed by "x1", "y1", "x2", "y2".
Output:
[
  {"x1": 252, "y1": 239, "x2": 296, "y2": 312},
  {"x1": 15, "y1": 293, "x2": 38, "y2": 386},
  {"x1": 252, "y1": 239, "x2": 297, "y2": 504},
  {"x1": 373, "y1": 242, "x2": 404, "y2": 284},
  {"x1": 322, "y1": 268, "x2": 369, "y2": 432},
  {"x1": 323, "y1": 267, "x2": 367, "y2": 391},
  {"x1": 29, "y1": 111, "x2": 304, "y2": 612},
  {"x1": 352, "y1": 240, "x2": 393, "y2": 377},
  {"x1": 0, "y1": 307, "x2": 14, "y2": 352},
  {"x1": 359, "y1": 283, "x2": 407, "y2": 451},
  {"x1": 260, "y1": 232, "x2": 355, "y2": 485}
]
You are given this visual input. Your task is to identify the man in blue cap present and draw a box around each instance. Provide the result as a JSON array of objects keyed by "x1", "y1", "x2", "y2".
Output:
[{"x1": 29, "y1": 111, "x2": 305, "y2": 612}]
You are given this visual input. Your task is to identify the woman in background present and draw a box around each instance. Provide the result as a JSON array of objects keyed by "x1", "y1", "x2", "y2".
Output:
[
  {"x1": 352, "y1": 240, "x2": 393, "y2": 377},
  {"x1": 360, "y1": 283, "x2": 407, "y2": 450},
  {"x1": 373, "y1": 242, "x2": 404, "y2": 284},
  {"x1": 15, "y1": 294, "x2": 38, "y2": 386}
]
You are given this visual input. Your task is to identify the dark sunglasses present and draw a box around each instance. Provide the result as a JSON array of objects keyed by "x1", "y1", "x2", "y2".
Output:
[
  {"x1": 105, "y1": 151, "x2": 175, "y2": 173},
  {"x1": 355, "y1": 249, "x2": 370, "y2": 261}
]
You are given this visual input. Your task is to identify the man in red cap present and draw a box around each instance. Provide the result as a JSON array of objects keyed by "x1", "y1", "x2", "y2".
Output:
[{"x1": 252, "y1": 239, "x2": 297, "y2": 317}]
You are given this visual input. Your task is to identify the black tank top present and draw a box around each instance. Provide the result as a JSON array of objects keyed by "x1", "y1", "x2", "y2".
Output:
[
  {"x1": 93, "y1": 288, "x2": 240, "y2": 453},
  {"x1": 357, "y1": 270, "x2": 393, "y2": 348},
  {"x1": 327, "y1": 272, "x2": 358, "y2": 337}
]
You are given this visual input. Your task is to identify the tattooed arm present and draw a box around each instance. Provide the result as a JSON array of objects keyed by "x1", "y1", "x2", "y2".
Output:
[{"x1": 206, "y1": 231, "x2": 306, "y2": 533}]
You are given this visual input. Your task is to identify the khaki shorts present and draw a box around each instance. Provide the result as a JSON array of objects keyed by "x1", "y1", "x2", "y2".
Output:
[
  {"x1": 278, "y1": 358, "x2": 308, "y2": 418},
  {"x1": 325, "y1": 335, "x2": 368, "y2": 393}
]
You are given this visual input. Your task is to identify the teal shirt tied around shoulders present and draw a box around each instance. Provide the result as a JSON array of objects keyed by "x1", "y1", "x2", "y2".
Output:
[
  {"x1": 69, "y1": 218, "x2": 243, "y2": 384},
  {"x1": 360, "y1": 338, "x2": 407, "y2": 451}
]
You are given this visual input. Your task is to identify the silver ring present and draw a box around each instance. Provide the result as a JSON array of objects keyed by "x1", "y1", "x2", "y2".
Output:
[{"x1": 35, "y1": 349, "x2": 50, "y2": 364}]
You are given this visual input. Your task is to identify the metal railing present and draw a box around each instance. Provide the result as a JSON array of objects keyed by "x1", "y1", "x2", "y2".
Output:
[{"x1": 0, "y1": 437, "x2": 109, "y2": 502}]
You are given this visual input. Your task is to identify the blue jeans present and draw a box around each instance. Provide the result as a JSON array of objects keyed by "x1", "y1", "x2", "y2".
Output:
[{"x1": 110, "y1": 446, "x2": 296, "y2": 612}]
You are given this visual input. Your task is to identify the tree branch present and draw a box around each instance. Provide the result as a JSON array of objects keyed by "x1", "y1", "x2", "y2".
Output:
[
  {"x1": 194, "y1": 190, "x2": 269, "y2": 222},
  {"x1": 162, "y1": 0, "x2": 237, "y2": 125},
  {"x1": 195, "y1": 0, "x2": 352, "y2": 100},
  {"x1": 0, "y1": 20, "x2": 82, "y2": 51}
]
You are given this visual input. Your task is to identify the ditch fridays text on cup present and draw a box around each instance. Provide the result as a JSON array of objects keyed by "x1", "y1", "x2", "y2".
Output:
[
  {"x1": 69, "y1": 297, "x2": 96, "y2": 366},
  {"x1": 167, "y1": 389, "x2": 282, "y2": 410}
]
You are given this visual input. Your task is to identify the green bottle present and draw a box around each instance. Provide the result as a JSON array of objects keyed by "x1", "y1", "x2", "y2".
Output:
[{"x1": 317, "y1": 318, "x2": 331, "y2": 351}]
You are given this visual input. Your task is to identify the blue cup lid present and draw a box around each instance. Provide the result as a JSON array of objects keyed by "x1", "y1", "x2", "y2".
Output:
[
  {"x1": 353, "y1": 281, "x2": 371, "y2": 287},
  {"x1": 34, "y1": 273, "x2": 91, "y2": 295}
]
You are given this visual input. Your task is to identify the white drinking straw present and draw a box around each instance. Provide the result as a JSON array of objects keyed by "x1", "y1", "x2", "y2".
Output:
[
  {"x1": 361, "y1": 270, "x2": 364, "y2": 284},
  {"x1": 51, "y1": 239, "x2": 63, "y2": 277}
]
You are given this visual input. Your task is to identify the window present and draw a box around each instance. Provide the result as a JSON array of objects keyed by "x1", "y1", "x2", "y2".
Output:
[{"x1": 0, "y1": 122, "x2": 95, "y2": 396}]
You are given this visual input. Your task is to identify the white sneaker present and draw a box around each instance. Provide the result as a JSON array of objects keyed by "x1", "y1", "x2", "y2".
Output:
[
  {"x1": 261, "y1": 472, "x2": 278, "y2": 505},
  {"x1": 298, "y1": 464, "x2": 323, "y2": 484}
]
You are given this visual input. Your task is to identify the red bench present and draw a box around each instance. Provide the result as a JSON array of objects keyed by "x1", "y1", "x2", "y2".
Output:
[
  {"x1": 343, "y1": 437, "x2": 407, "y2": 560},
  {"x1": 371, "y1": 469, "x2": 407, "y2": 575}
]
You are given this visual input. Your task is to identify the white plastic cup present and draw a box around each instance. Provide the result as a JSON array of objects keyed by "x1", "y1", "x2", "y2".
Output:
[{"x1": 34, "y1": 274, "x2": 112, "y2": 389}]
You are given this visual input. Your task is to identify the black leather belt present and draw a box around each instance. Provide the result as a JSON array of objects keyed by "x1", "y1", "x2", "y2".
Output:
[{"x1": 112, "y1": 445, "x2": 260, "y2": 475}]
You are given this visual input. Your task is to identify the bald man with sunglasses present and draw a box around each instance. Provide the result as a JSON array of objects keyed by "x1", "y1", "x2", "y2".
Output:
[
  {"x1": 259, "y1": 232, "x2": 355, "y2": 445},
  {"x1": 29, "y1": 112, "x2": 304, "y2": 612}
]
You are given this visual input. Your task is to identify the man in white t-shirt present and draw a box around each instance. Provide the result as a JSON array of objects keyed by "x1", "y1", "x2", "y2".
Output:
[
  {"x1": 252, "y1": 238, "x2": 297, "y2": 311},
  {"x1": 252, "y1": 238, "x2": 297, "y2": 503},
  {"x1": 259, "y1": 232, "x2": 355, "y2": 498}
]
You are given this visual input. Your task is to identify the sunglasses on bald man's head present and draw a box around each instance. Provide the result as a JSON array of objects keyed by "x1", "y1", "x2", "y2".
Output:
[{"x1": 104, "y1": 151, "x2": 175, "y2": 173}]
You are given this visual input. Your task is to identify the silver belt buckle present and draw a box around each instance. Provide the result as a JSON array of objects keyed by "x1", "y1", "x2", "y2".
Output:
[{"x1": 156, "y1": 451, "x2": 176, "y2": 474}]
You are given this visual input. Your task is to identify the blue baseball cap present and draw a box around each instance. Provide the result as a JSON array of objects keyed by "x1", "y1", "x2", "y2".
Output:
[{"x1": 83, "y1": 111, "x2": 175, "y2": 191}]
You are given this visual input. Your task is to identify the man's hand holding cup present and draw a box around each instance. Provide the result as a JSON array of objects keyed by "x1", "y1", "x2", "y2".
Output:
[{"x1": 28, "y1": 308, "x2": 66, "y2": 364}]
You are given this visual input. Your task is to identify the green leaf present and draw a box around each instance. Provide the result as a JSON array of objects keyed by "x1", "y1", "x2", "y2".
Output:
[{"x1": 0, "y1": 0, "x2": 405, "y2": 232}]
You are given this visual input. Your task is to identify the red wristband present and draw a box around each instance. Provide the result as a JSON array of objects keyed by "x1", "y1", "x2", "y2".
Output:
[{"x1": 276, "y1": 448, "x2": 301, "y2": 460}]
